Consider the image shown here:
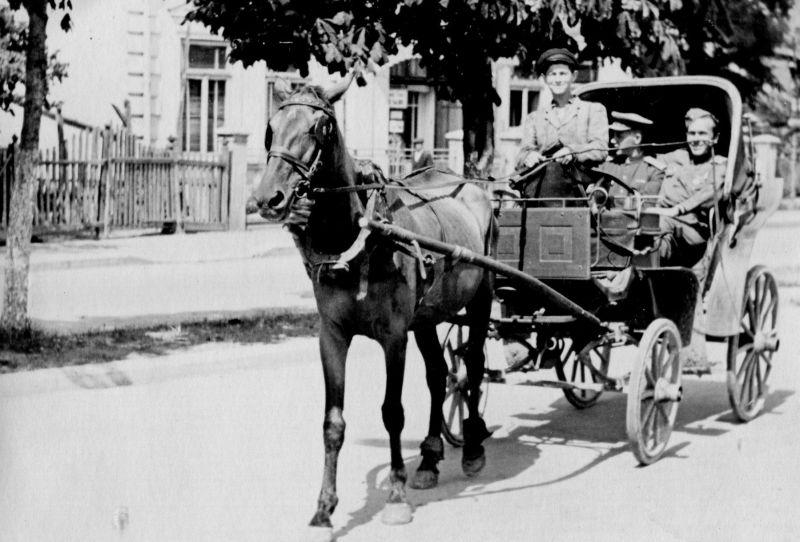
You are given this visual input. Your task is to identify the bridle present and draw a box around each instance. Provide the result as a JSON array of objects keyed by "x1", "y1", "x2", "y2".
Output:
[{"x1": 266, "y1": 98, "x2": 336, "y2": 201}]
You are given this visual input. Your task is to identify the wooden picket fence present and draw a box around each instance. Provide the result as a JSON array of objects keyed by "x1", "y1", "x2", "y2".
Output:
[{"x1": 0, "y1": 128, "x2": 230, "y2": 236}]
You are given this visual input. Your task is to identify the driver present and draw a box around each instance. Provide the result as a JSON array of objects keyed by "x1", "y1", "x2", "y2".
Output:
[
  {"x1": 648, "y1": 108, "x2": 727, "y2": 266},
  {"x1": 514, "y1": 48, "x2": 608, "y2": 201},
  {"x1": 597, "y1": 111, "x2": 664, "y2": 199}
]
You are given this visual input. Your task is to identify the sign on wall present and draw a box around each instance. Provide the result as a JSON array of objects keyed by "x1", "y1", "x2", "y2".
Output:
[
  {"x1": 389, "y1": 119, "x2": 405, "y2": 133},
  {"x1": 388, "y1": 89, "x2": 408, "y2": 109}
]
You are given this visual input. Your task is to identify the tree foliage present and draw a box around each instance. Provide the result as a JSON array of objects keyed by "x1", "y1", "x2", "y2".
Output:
[
  {"x1": 185, "y1": 1, "x2": 793, "y2": 174},
  {"x1": 0, "y1": 2, "x2": 69, "y2": 113},
  {"x1": 186, "y1": 1, "x2": 793, "y2": 101}
]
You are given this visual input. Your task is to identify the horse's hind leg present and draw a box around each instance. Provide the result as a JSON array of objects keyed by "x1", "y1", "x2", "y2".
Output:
[
  {"x1": 462, "y1": 274, "x2": 493, "y2": 477},
  {"x1": 409, "y1": 325, "x2": 446, "y2": 490},
  {"x1": 379, "y1": 333, "x2": 414, "y2": 525},
  {"x1": 308, "y1": 322, "x2": 350, "y2": 539}
]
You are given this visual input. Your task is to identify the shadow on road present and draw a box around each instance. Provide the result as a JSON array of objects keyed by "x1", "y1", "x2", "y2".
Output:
[{"x1": 336, "y1": 378, "x2": 793, "y2": 539}]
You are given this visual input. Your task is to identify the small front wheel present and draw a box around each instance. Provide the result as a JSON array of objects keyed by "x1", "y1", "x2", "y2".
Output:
[
  {"x1": 440, "y1": 324, "x2": 488, "y2": 447},
  {"x1": 626, "y1": 318, "x2": 683, "y2": 465},
  {"x1": 556, "y1": 339, "x2": 611, "y2": 409}
]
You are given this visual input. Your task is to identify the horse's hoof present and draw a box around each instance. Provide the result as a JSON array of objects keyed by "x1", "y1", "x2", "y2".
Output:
[
  {"x1": 462, "y1": 453, "x2": 486, "y2": 477},
  {"x1": 380, "y1": 502, "x2": 414, "y2": 525},
  {"x1": 409, "y1": 469, "x2": 439, "y2": 490},
  {"x1": 306, "y1": 526, "x2": 334, "y2": 542}
]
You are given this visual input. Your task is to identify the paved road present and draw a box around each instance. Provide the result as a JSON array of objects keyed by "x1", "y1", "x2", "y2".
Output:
[{"x1": 1, "y1": 301, "x2": 798, "y2": 541}]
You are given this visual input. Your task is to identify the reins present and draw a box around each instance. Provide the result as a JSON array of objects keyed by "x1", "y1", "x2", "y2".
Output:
[{"x1": 303, "y1": 138, "x2": 692, "y2": 198}]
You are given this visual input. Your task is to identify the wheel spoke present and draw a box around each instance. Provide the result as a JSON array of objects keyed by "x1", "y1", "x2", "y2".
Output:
[
  {"x1": 579, "y1": 357, "x2": 587, "y2": 383},
  {"x1": 755, "y1": 356, "x2": 763, "y2": 396},
  {"x1": 570, "y1": 355, "x2": 579, "y2": 381},
  {"x1": 745, "y1": 299, "x2": 757, "y2": 336},
  {"x1": 457, "y1": 395, "x2": 465, "y2": 426},
  {"x1": 642, "y1": 399, "x2": 656, "y2": 428},
  {"x1": 736, "y1": 350, "x2": 754, "y2": 382},
  {"x1": 650, "y1": 402, "x2": 661, "y2": 448},
  {"x1": 447, "y1": 395, "x2": 458, "y2": 427}
]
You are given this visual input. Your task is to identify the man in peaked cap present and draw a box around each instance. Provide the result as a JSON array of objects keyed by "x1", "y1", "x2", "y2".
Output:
[
  {"x1": 514, "y1": 47, "x2": 608, "y2": 203},
  {"x1": 597, "y1": 111, "x2": 665, "y2": 199},
  {"x1": 648, "y1": 106, "x2": 727, "y2": 267},
  {"x1": 410, "y1": 136, "x2": 434, "y2": 170}
]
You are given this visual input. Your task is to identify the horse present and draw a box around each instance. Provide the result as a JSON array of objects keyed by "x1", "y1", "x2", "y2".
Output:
[{"x1": 249, "y1": 76, "x2": 497, "y2": 541}]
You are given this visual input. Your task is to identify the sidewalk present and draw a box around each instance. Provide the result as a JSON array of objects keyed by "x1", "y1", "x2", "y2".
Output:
[
  {"x1": 2, "y1": 209, "x2": 800, "y2": 335},
  {"x1": 1, "y1": 223, "x2": 317, "y2": 334}
]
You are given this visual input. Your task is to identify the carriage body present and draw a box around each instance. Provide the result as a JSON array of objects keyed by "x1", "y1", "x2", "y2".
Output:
[{"x1": 440, "y1": 76, "x2": 782, "y2": 463}]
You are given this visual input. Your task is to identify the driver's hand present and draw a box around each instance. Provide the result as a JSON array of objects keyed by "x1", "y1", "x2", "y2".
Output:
[
  {"x1": 522, "y1": 151, "x2": 543, "y2": 168},
  {"x1": 553, "y1": 146, "x2": 574, "y2": 165}
]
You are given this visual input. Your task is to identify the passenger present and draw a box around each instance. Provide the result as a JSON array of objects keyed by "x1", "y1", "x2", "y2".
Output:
[
  {"x1": 648, "y1": 108, "x2": 727, "y2": 266},
  {"x1": 597, "y1": 111, "x2": 664, "y2": 199},
  {"x1": 514, "y1": 48, "x2": 608, "y2": 202}
]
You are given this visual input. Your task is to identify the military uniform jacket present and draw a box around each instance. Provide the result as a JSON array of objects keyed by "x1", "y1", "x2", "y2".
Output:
[
  {"x1": 657, "y1": 149, "x2": 727, "y2": 227},
  {"x1": 516, "y1": 97, "x2": 609, "y2": 169},
  {"x1": 597, "y1": 156, "x2": 664, "y2": 197}
]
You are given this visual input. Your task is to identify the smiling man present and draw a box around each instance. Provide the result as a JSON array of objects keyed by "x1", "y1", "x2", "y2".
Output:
[
  {"x1": 649, "y1": 108, "x2": 727, "y2": 266},
  {"x1": 514, "y1": 48, "x2": 608, "y2": 201}
]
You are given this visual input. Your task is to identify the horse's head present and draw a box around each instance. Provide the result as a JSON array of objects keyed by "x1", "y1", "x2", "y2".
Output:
[{"x1": 250, "y1": 74, "x2": 354, "y2": 222}]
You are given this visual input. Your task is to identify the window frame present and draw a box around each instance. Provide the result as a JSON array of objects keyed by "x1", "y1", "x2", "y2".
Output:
[
  {"x1": 181, "y1": 39, "x2": 230, "y2": 153},
  {"x1": 507, "y1": 78, "x2": 544, "y2": 129}
]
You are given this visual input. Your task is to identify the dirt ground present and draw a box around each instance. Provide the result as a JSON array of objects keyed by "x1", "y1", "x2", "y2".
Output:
[{"x1": 0, "y1": 313, "x2": 319, "y2": 373}]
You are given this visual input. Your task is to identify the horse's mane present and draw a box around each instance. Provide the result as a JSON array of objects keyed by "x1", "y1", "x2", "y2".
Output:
[{"x1": 288, "y1": 85, "x2": 334, "y2": 110}]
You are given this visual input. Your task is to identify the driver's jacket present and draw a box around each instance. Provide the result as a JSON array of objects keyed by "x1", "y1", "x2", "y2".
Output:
[{"x1": 516, "y1": 96, "x2": 608, "y2": 169}]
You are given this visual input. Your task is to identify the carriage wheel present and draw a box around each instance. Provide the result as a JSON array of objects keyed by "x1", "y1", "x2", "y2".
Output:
[
  {"x1": 626, "y1": 318, "x2": 683, "y2": 465},
  {"x1": 555, "y1": 339, "x2": 611, "y2": 409},
  {"x1": 440, "y1": 323, "x2": 488, "y2": 447},
  {"x1": 726, "y1": 266, "x2": 779, "y2": 422}
]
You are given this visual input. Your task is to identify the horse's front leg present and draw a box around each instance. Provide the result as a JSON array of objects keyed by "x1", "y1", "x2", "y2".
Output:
[
  {"x1": 462, "y1": 276, "x2": 493, "y2": 477},
  {"x1": 379, "y1": 333, "x2": 414, "y2": 525},
  {"x1": 308, "y1": 320, "x2": 351, "y2": 539},
  {"x1": 408, "y1": 326, "x2": 446, "y2": 490}
]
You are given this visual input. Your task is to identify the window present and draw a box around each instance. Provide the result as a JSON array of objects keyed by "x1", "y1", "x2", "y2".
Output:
[
  {"x1": 508, "y1": 86, "x2": 541, "y2": 128},
  {"x1": 401, "y1": 91, "x2": 420, "y2": 146},
  {"x1": 188, "y1": 45, "x2": 227, "y2": 70},
  {"x1": 266, "y1": 77, "x2": 303, "y2": 121},
  {"x1": 181, "y1": 42, "x2": 229, "y2": 152}
]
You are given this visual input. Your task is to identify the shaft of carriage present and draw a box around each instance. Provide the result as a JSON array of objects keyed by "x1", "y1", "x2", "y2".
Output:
[{"x1": 361, "y1": 217, "x2": 608, "y2": 331}]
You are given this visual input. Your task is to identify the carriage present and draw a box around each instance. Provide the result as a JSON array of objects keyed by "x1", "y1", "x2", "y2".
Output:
[
  {"x1": 255, "y1": 74, "x2": 782, "y2": 536},
  {"x1": 395, "y1": 76, "x2": 783, "y2": 465}
]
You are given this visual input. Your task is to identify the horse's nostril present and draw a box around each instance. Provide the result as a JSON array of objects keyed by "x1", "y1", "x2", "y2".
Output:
[{"x1": 267, "y1": 192, "x2": 285, "y2": 208}]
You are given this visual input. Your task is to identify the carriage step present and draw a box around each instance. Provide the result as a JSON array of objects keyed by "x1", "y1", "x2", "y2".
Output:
[
  {"x1": 493, "y1": 315, "x2": 577, "y2": 325},
  {"x1": 524, "y1": 379, "x2": 606, "y2": 393}
]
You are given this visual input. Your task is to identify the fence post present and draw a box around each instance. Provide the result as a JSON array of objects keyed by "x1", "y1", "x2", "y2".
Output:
[
  {"x1": 168, "y1": 137, "x2": 184, "y2": 234},
  {"x1": 101, "y1": 126, "x2": 113, "y2": 238},
  {"x1": 218, "y1": 130, "x2": 249, "y2": 231}
]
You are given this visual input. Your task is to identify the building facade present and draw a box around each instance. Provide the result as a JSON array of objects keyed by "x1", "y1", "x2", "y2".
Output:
[{"x1": 0, "y1": 1, "x2": 631, "y2": 182}]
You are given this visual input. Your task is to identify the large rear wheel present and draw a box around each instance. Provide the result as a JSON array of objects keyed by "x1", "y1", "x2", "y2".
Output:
[
  {"x1": 626, "y1": 318, "x2": 683, "y2": 465},
  {"x1": 726, "y1": 266, "x2": 779, "y2": 422},
  {"x1": 440, "y1": 324, "x2": 488, "y2": 447}
]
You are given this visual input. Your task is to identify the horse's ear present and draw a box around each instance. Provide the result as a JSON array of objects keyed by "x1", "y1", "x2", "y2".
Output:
[
  {"x1": 273, "y1": 78, "x2": 292, "y2": 102},
  {"x1": 323, "y1": 72, "x2": 354, "y2": 104}
]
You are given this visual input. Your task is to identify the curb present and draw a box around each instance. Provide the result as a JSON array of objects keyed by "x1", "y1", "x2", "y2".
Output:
[
  {"x1": 0, "y1": 335, "x2": 320, "y2": 399},
  {"x1": 31, "y1": 304, "x2": 319, "y2": 335}
]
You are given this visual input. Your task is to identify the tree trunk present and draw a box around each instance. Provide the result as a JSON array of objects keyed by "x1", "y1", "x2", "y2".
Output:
[
  {"x1": 2, "y1": 0, "x2": 48, "y2": 329},
  {"x1": 461, "y1": 96, "x2": 495, "y2": 179}
]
